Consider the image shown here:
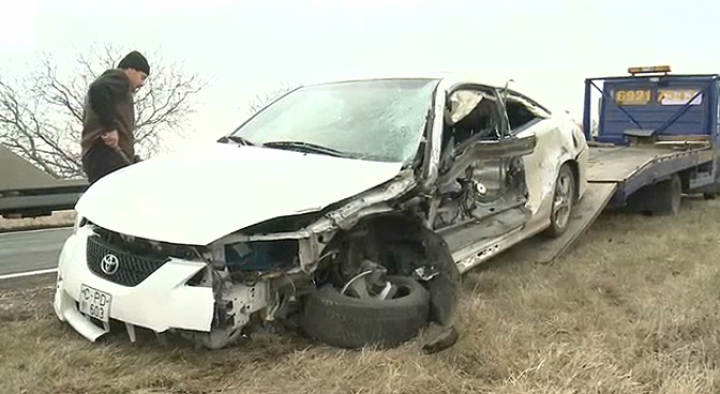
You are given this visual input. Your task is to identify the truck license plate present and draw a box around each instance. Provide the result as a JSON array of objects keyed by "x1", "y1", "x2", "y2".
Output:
[{"x1": 79, "y1": 285, "x2": 112, "y2": 323}]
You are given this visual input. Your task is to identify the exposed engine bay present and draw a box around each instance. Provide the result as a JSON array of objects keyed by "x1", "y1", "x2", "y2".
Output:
[{"x1": 85, "y1": 199, "x2": 460, "y2": 351}]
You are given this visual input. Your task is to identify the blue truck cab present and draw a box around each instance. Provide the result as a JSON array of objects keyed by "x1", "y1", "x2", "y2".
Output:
[
  {"x1": 582, "y1": 66, "x2": 720, "y2": 213},
  {"x1": 589, "y1": 68, "x2": 720, "y2": 146}
]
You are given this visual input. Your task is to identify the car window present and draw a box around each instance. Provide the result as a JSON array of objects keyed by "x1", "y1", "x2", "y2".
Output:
[
  {"x1": 504, "y1": 91, "x2": 551, "y2": 132},
  {"x1": 230, "y1": 79, "x2": 440, "y2": 164},
  {"x1": 442, "y1": 88, "x2": 503, "y2": 153}
]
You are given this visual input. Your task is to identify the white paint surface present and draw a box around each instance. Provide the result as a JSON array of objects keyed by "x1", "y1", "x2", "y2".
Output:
[
  {"x1": 516, "y1": 113, "x2": 588, "y2": 215},
  {"x1": 76, "y1": 143, "x2": 403, "y2": 245},
  {"x1": 55, "y1": 228, "x2": 215, "y2": 334}
]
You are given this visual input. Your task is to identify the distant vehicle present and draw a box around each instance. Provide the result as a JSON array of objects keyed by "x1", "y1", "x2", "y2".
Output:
[{"x1": 54, "y1": 74, "x2": 588, "y2": 350}]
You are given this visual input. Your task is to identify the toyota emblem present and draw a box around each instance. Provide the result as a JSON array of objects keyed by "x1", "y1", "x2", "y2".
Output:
[{"x1": 101, "y1": 254, "x2": 120, "y2": 275}]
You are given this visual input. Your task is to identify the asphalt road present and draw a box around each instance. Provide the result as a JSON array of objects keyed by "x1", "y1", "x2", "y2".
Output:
[{"x1": 0, "y1": 227, "x2": 72, "y2": 276}]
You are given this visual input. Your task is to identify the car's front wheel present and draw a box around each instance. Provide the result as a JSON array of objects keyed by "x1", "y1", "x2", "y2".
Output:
[
  {"x1": 301, "y1": 275, "x2": 430, "y2": 349},
  {"x1": 544, "y1": 163, "x2": 576, "y2": 238}
]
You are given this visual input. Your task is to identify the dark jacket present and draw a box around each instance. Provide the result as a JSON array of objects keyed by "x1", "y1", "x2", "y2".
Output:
[{"x1": 81, "y1": 69, "x2": 137, "y2": 163}]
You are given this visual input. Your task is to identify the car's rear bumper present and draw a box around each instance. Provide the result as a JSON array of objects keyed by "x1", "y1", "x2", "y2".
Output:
[{"x1": 53, "y1": 226, "x2": 214, "y2": 341}]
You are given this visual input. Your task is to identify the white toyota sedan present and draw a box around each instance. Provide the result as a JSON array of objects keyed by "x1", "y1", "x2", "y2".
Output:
[{"x1": 54, "y1": 74, "x2": 588, "y2": 351}]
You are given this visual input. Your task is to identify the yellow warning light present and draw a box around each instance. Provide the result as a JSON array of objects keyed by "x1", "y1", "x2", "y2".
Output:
[{"x1": 628, "y1": 65, "x2": 672, "y2": 75}]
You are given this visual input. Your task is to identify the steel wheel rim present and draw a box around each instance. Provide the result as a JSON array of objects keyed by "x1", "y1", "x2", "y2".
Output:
[
  {"x1": 341, "y1": 271, "x2": 398, "y2": 301},
  {"x1": 553, "y1": 172, "x2": 573, "y2": 229}
]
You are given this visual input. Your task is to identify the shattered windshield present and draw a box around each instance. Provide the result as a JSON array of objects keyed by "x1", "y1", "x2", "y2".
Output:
[{"x1": 229, "y1": 78, "x2": 440, "y2": 163}]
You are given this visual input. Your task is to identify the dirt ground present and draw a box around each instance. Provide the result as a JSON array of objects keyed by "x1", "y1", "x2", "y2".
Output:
[
  {"x1": 2, "y1": 197, "x2": 720, "y2": 394},
  {"x1": 0, "y1": 211, "x2": 75, "y2": 232}
]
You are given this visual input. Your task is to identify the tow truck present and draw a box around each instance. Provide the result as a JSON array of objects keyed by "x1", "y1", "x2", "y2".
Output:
[{"x1": 511, "y1": 65, "x2": 720, "y2": 263}]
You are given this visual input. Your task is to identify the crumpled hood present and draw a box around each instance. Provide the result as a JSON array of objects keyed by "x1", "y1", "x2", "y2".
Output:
[{"x1": 76, "y1": 143, "x2": 403, "y2": 245}]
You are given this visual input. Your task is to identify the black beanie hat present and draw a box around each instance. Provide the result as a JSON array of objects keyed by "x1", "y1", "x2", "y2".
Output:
[{"x1": 118, "y1": 51, "x2": 150, "y2": 75}]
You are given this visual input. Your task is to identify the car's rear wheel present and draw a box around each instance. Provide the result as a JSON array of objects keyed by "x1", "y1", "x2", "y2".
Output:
[
  {"x1": 544, "y1": 163, "x2": 576, "y2": 238},
  {"x1": 301, "y1": 275, "x2": 430, "y2": 349}
]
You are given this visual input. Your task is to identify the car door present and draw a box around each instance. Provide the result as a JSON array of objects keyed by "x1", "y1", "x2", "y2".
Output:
[
  {"x1": 432, "y1": 86, "x2": 536, "y2": 254},
  {"x1": 502, "y1": 90, "x2": 560, "y2": 218}
]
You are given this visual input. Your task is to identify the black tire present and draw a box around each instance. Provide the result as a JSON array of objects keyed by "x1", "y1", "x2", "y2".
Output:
[
  {"x1": 626, "y1": 174, "x2": 682, "y2": 216},
  {"x1": 544, "y1": 164, "x2": 576, "y2": 238},
  {"x1": 301, "y1": 276, "x2": 430, "y2": 349},
  {"x1": 652, "y1": 174, "x2": 682, "y2": 216}
]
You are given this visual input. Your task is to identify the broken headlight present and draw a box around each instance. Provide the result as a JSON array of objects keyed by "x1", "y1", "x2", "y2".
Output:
[{"x1": 224, "y1": 240, "x2": 298, "y2": 271}]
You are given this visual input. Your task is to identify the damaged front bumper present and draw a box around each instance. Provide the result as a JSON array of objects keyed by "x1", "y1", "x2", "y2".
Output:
[
  {"x1": 54, "y1": 226, "x2": 217, "y2": 342},
  {"x1": 55, "y1": 171, "x2": 421, "y2": 346}
]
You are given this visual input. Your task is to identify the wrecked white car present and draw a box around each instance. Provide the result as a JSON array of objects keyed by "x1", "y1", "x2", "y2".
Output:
[{"x1": 54, "y1": 75, "x2": 588, "y2": 350}]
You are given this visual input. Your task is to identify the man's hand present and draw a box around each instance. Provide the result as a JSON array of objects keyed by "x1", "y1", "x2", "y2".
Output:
[{"x1": 101, "y1": 130, "x2": 120, "y2": 149}]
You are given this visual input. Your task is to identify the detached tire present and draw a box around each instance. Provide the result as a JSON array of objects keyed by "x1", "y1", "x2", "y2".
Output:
[{"x1": 301, "y1": 276, "x2": 430, "y2": 349}]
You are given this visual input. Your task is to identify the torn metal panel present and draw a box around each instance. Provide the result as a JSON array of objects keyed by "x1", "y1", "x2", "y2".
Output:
[
  {"x1": 515, "y1": 118, "x2": 585, "y2": 215},
  {"x1": 322, "y1": 171, "x2": 418, "y2": 230},
  {"x1": 222, "y1": 281, "x2": 270, "y2": 327},
  {"x1": 297, "y1": 233, "x2": 324, "y2": 272},
  {"x1": 437, "y1": 135, "x2": 537, "y2": 186},
  {"x1": 421, "y1": 81, "x2": 451, "y2": 190},
  {"x1": 216, "y1": 171, "x2": 416, "y2": 244},
  {"x1": 214, "y1": 172, "x2": 418, "y2": 272}
]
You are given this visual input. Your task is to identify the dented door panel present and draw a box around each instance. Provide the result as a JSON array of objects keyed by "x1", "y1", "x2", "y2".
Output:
[
  {"x1": 516, "y1": 118, "x2": 582, "y2": 217},
  {"x1": 433, "y1": 87, "x2": 534, "y2": 251}
]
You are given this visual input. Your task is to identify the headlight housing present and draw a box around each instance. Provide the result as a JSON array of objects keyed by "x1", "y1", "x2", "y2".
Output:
[{"x1": 224, "y1": 240, "x2": 298, "y2": 271}]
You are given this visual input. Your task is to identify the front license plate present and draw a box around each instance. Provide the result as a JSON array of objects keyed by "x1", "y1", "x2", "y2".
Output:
[{"x1": 79, "y1": 285, "x2": 112, "y2": 323}]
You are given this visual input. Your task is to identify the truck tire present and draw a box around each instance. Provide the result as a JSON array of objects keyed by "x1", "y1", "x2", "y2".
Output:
[
  {"x1": 544, "y1": 164, "x2": 576, "y2": 238},
  {"x1": 627, "y1": 174, "x2": 682, "y2": 216},
  {"x1": 301, "y1": 276, "x2": 430, "y2": 349},
  {"x1": 651, "y1": 174, "x2": 682, "y2": 216}
]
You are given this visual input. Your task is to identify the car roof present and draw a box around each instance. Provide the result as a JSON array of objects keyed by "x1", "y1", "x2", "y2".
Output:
[
  {"x1": 303, "y1": 72, "x2": 518, "y2": 91},
  {"x1": 298, "y1": 72, "x2": 557, "y2": 115}
]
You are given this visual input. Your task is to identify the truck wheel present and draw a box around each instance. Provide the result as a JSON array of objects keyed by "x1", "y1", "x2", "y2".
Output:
[
  {"x1": 649, "y1": 174, "x2": 682, "y2": 216},
  {"x1": 544, "y1": 164, "x2": 576, "y2": 238},
  {"x1": 301, "y1": 276, "x2": 429, "y2": 349}
]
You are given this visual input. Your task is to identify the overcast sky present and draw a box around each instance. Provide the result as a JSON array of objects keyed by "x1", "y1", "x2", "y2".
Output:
[{"x1": 2, "y1": 0, "x2": 719, "y2": 151}]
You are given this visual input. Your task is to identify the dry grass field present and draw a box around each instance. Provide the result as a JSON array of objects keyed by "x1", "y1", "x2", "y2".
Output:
[{"x1": 2, "y1": 197, "x2": 720, "y2": 394}]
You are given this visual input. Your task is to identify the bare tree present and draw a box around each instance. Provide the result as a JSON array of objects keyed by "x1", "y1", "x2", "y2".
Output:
[
  {"x1": 244, "y1": 82, "x2": 297, "y2": 116},
  {"x1": 0, "y1": 44, "x2": 206, "y2": 179}
]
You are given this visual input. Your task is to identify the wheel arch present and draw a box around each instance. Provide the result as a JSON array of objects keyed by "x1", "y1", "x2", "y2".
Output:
[
  {"x1": 314, "y1": 211, "x2": 460, "y2": 328},
  {"x1": 563, "y1": 159, "x2": 581, "y2": 202}
]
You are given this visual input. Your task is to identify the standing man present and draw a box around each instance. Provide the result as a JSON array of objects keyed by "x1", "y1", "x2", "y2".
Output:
[{"x1": 81, "y1": 51, "x2": 150, "y2": 184}]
